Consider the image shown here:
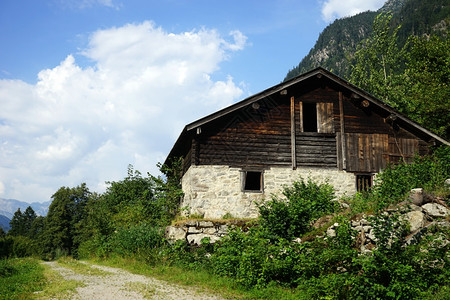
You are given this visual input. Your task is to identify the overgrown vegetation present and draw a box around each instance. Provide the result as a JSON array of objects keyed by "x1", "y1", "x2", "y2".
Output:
[{"x1": 2, "y1": 146, "x2": 448, "y2": 299}]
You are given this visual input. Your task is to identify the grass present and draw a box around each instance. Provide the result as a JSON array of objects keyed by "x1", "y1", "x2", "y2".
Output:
[
  {"x1": 0, "y1": 257, "x2": 89, "y2": 300},
  {"x1": 0, "y1": 257, "x2": 46, "y2": 299}
]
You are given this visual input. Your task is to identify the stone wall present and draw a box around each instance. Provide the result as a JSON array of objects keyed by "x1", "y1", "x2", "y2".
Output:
[
  {"x1": 165, "y1": 220, "x2": 249, "y2": 246},
  {"x1": 181, "y1": 165, "x2": 356, "y2": 219}
]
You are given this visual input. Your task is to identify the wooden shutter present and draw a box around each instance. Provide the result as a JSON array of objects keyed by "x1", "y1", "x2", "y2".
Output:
[{"x1": 317, "y1": 103, "x2": 334, "y2": 133}]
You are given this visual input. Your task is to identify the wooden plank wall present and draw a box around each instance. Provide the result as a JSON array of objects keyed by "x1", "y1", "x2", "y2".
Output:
[
  {"x1": 345, "y1": 133, "x2": 388, "y2": 173},
  {"x1": 198, "y1": 98, "x2": 292, "y2": 167},
  {"x1": 388, "y1": 137, "x2": 419, "y2": 164},
  {"x1": 296, "y1": 134, "x2": 337, "y2": 167}
]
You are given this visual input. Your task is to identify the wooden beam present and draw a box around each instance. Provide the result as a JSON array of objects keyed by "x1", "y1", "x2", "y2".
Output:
[
  {"x1": 339, "y1": 91, "x2": 347, "y2": 170},
  {"x1": 291, "y1": 96, "x2": 297, "y2": 169}
]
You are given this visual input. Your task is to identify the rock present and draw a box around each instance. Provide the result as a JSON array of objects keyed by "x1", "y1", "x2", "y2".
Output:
[
  {"x1": 367, "y1": 229, "x2": 377, "y2": 242},
  {"x1": 198, "y1": 221, "x2": 214, "y2": 227},
  {"x1": 360, "y1": 218, "x2": 370, "y2": 226},
  {"x1": 217, "y1": 225, "x2": 229, "y2": 235},
  {"x1": 351, "y1": 220, "x2": 360, "y2": 227},
  {"x1": 187, "y1": 233, "x2": 221, "y2": 246},
  {"x1": 187, "y1": 226, "x2": 202, "y2": 233},
  {"x1": 203, "y1": 227, "x2": 217, "y2": 235},
  {"x1": 404, "y1": 211, "x2": 425, "y2": 233},
  {"x1": 408, "y1": 188, "x2": 424, "y2": 205},
  {"x1": 409, "y1": 204, "x2": 422, "y2": 212},
  {"x1": 326, "y1": 228, "x2": 336, "y2": 237},
  {"x1": 363, "y1": 225, "x2": 372, "y2": 233},
  {"x1": 166, "y1": 226, "x2": 186, "y2": 242},
  {"x1": 422, "y1": 203, "x2": 450, "y2": 217}
]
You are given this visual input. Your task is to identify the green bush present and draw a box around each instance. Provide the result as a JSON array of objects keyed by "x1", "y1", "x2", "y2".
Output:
[
  {"x1": 110, "y1": 223, "x2": 165, "y2": 257},
  {"x1": 373, "y1": 145, "x2": 450, "y2": 208},
  {"x1": 258, "y1": 177, "x2": 337, "y2": 240}
]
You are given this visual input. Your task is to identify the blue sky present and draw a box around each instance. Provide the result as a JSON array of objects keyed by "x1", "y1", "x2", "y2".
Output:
[{"x1": 0, "y1": 0, "x2": 386, "y2": 203}]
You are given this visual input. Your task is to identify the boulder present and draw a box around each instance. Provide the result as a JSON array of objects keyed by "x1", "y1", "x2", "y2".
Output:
[
  {"x1": 404, "y1": 211, "x2": 425, "y2": 233},
  {"x1": 166, "y1": 226, "x2": 186, "y2": 242},
  {"x1": 408, "y1": 188, "x2": 424, "y2": 206},
  {"x1": 422, "y1": 203, "x2": 449, "y2": 217}
]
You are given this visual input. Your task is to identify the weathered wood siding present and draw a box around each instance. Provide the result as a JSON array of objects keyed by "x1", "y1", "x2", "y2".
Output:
[
  {"x1": 197, "y1": 97, "x2": 292, "y2": 168},
  {"x1": 185, "y1": 79, "x2": 429, "y2": 173}
]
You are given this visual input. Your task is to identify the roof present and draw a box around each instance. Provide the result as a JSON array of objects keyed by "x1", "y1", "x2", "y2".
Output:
[{"x1": 165, "y1": 67, "x2": 449, "y2": 165}]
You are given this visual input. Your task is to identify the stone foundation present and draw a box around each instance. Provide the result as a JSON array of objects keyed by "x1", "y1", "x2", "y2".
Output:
[{"x1": 181, "y1": 165, "x2": 356, "y2": 219}]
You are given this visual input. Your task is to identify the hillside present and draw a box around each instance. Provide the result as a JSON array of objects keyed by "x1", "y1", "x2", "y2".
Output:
[
  {"x1": 0, "y1": 214, "x2": 10, "y2": 232},
  {"x1": 284, "y1": 0, "x2": 449, "y2": 80}
]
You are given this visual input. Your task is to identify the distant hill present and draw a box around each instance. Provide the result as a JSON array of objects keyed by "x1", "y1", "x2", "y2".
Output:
[
  {"x1": 0, "y1": 214, "x2": 10, "y2": 232},
  {"x1": 284, "y1": 0, "x2": 449, "y2": 81},
  {"x1": 0, "y1": 198, "x2": 51, "y2": 219}
]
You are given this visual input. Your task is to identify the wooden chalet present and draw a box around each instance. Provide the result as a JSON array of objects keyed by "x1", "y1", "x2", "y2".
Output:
[{"x1": 166, "y1": 67, "x2": 449, "y2": 219}]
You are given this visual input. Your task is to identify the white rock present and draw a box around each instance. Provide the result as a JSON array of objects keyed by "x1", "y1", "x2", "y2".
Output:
[
  {"x1": 422, "y1": 203, "x2": 450, "y2": 217},
  {"x1": 405, "y1": 211, "x2": 425, "y2": 232},
  {"x1": 165, "y1": 226, "x2": 186, "y2": 242},
  {"x1": 326, "y1": 228, "x2": 336, "y2": 237}
]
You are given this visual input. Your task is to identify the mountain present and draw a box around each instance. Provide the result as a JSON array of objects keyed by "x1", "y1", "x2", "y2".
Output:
[
  {"x1": 284, "y1": 0, "x2": 449, "y2": 81},
  {"x1": 0, "y1": 198, "x2": 51, "y2": 219},
  {"x1": 0, "y1": 214, "x2": 10, "y2": 232}
]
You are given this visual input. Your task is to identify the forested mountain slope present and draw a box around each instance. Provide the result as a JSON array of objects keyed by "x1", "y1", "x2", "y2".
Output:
[{"x1": 284, "y1": 0, "x2": 449, "y2": 80}]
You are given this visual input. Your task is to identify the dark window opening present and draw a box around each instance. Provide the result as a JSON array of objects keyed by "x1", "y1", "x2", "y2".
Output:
[
  {"x1": 356, "y1": 174, "x2": 372, "y2": 192},
  {"x1": 244, "y1": 171, "x2": 262, "y2": 191},
  {"x1": 303, "y1": 102, "x2": 317, "y2": 132}
]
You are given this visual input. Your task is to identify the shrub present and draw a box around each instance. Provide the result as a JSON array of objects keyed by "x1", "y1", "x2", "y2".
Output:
[
  {"x1": 258, "y1": 177, "x2": 337, "y2": 240},
  {"x1": 110, "y1": 223, "x2": 165, "y2": 257}
]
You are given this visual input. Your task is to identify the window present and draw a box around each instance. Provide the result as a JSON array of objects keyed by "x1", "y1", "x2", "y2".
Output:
[
  {"x1": 302, "y1": 102, "x2": 317, "y2": 132},
  {"x1": 300, "y1": 102, "x2": 334, "y2": 133},
  {"x1": 242, "y1": 171, "x2": 263, "y2": 192},
  {"x1": 356, "y1": 174, "x2": 372, "y2": 192}
]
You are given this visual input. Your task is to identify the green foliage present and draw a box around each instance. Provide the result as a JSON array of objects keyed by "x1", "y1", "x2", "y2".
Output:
[
  {"x1": 109, "y1": 224, "x2": 165, "y2": 258},
  {"x1": 42, "y1": 183, "x2": 91, "y2": 259},
  {"x1": 8, "y1": 206, "x2": 37, "y2": 238},
  {"x1": 258, "y1": 177, "x2": 337, "y2": 240},
  {"x1": 347, "y1": 145, "x2": 450, "y2": 211},
  {"x1": 403, "y1": 35, "x2": 450, "y2": 138},
  {"x1": 0, "y1": 258, "x2": 46, "y2": 299},
  {"x1": 350, "y1": 13, "x2": 409, "y2": 111}
]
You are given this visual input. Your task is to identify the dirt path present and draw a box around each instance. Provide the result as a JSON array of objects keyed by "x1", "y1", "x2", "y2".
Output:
[{"x1": 42, "y1": 261, "x2": 225, "y2": 300}]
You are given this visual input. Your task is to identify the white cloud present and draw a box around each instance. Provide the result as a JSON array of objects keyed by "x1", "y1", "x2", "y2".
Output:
[
  {"x1": 321, "y1": 0, "x2": 386, "y2": 23},
  {"x1": 0, "y1": 22, "x2": 246, "y2": 203}
]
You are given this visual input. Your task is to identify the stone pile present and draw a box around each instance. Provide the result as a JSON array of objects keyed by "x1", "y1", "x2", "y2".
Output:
[
  {"x1": 165, "y1": 220, "x2": 249, "y2": 246},
  {"x1": 326, "y1": 188, "x2": 450, "y2": 253}
]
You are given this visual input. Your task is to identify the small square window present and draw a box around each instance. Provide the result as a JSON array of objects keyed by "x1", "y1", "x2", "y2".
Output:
[
  {"x1": 356, "y1": 174, "x2": 372, "y2": 192},
  {"x1": 242, "y1": 171, "x2": 263, "y2": 192}
]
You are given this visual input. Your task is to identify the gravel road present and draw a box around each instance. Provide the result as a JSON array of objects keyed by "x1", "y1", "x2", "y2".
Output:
[{"x1": 42, "y1": 261, "x2": 226, "y2": 300}]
